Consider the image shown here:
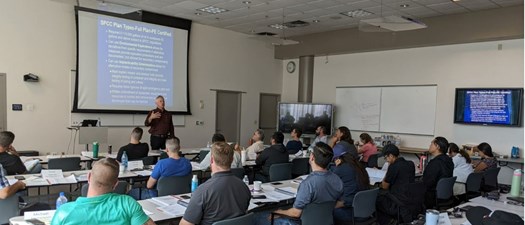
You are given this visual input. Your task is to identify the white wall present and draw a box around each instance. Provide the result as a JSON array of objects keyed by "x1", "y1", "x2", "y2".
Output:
[
  {"x1": 282, "y1": 39, "x2": 524, "y2": 156},
  {"x1": 0, "y1": 0, "x2": 282, "y2": 154}
]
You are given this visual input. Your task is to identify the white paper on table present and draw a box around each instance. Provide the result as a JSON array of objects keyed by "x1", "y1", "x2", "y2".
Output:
[
  {"x1": 157, "y1": 204, "x2": 186, "y2": 217},
  {"x1": 191, "y1": 161, "x2": 203, "y2": 170},
  {"x1": 75, "y1": 173, "x2": 89, "y2": 182},
  {"x1": 291, "y1": 175, "x2": 308, "y2": 184},
  {"x1": 8, "y1": 179, "x2": 19, "y2": 185},
  {"x1": 370, "y1": 177, "x2": 383, "y2": 185},
  {"x1": 127, "y1": 160, "x2": 144, "y2": 170},
  {"x1": 134, "y1": 170, "x2": 152, "y2": 176},
  {"x1": 248, "y1": 202, "x2": 259, "y2": 210},
  {"x1": 24, "y1": 209, "x2": 56, "y2": 221},
  {"x1": 25, "y1": 177, "x2": 50, "y2": 186},
  {"x1": 143, "y1": 209, "x2": 154, "y2": 215},
  {"x1": 366, "y1": 167, "x2": 387, "y2": 179},
  {"x1": 46, "y1": 174, "x2": 77, "y2": 184},
  {"x1": 438, "y1": 212, "x2": 452, "y2": 225},
  {"x1": 264, "y1": 190, "x2": 295, "y2": 201},
  {"x1": 150, "y1": 195, "x2": 180, "y2": 206},
  {"x1": 41, "y1": 170, "x2": 64, "y2": 180},
  {"x1": 275, "y1": 187, "x2": 297, "y2": 196}
]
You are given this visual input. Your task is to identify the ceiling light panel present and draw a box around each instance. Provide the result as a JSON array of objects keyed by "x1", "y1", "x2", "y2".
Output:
[
  {"x1": 197, "y1": 6, "x2": 229, "y2": 14},
  {"x1": 339, "y1": 9, "x2": 374, "y2": 18}
]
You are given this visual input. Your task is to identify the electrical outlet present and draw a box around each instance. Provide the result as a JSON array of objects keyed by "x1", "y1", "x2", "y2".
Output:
[{"x1": 195, "y1": 121, "x2": 204, "y2": 125}]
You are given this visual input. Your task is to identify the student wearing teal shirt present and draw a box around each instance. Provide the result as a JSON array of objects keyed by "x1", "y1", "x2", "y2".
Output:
[{"x1": 51, "y1": 158, "x2": 155, "y2": 225}]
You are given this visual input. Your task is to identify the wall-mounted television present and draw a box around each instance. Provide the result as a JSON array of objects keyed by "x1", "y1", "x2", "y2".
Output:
[
  {"x1": 278, "y1": 103, "x2": 333, "y2": 135},
  {"x1": 454, "y1": 88, "x2": 523, "y2": 126}
]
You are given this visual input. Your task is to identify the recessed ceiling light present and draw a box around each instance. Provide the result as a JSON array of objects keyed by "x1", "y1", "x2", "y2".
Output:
[
  {"x1": 313, "y1": 19, "x2": 320, "y2": 23},
  {"x1": 340, "y1": 9, "x2": 374, "y2": 18},
  {"x1": 242, "y1": 1, "x2": 251, "y2": 4},
  {"x1": 195, "y1": 12, "x2": 201, "y2": 16},
  {"x1": 197, "y1": 6, "x2": 229, "y2": 14},
  {"x1": 268, "y1": 24, "x2": 288, "y2": 29},
  {"x1": 400, "y1": 4, "x2": 409, "y2": 8},
  {"x1": 451, "y1": 0, "x2": 460, "y2": 2}
]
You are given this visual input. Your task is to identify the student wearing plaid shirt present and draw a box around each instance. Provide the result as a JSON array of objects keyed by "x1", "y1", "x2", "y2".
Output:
[{"x1": 0, "y1": 163, "x2": 26, "y2": 199}]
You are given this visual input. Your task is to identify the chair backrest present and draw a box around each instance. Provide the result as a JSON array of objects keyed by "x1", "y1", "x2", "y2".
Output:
[
  {"x1": 291, "y1": 158, "x2": 310, "y2": 177},
  {"x1": 367, "y1": 154, "x2": 379, "y2": 168},
  {"x1": 300, "y1": 201, "x2": 336, "y2": 225},
  {"x1": 157, "y1": 174, "x2": 192, "y2": 196},
  {"x1": 466, "y1": 172, "x2": 484, "y2": 193},
  {"x1": 269, "y1": 163, "x2": 293, "y2": 182},
  {"x1": 48, "y1": 157, "x2": 81, "y2": 171},
  {"x1": 352, "y1": 188, "x2": 379, "y2": 218},
  {"x1": 436, "y1": 176, "x2": 457, "y2": 200},
  {"x1": 483, "y1": 167, "x2": 500, "y2": 188},
  {"x1": 141, "y1": 156, "x2": 157, "y2": 166},
  {"x1": 230, "y1": 168, "x2": 245, "y2": 180},
  {"x1": 81, "y1": 181, "x2": 129, "y2": 197},
  {"x1": 212, "y1": 213, "x2": 254, "y2": 225},
  {"x1": 0, "y1": 195, "x2": 19, "y2": 224},
  {"x1": 159, "y1": 151, "x2": 168, "y2": 160},
  {"x1": 199, "y1": 150, "x2": 210, "y2": 163}
]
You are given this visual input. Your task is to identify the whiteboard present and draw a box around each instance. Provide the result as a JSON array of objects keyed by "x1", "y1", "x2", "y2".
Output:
[
  {"x1": 380, "y1": 86, "x2": 437, "y2": 135},
  {"x1": 335, "y1": 85, "x2": 437, "y2": 135},
  {"x1": 335, "y1": 87, "x2": 381, "y2": 131},
  {"x1": 69, "y1": 70, "x2": 185, "y2": 126}
]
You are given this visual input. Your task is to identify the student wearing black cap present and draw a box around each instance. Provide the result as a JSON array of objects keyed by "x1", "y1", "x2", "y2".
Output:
[{"x1": 376, "y1": 144, "x2": 416, "y2": 224}]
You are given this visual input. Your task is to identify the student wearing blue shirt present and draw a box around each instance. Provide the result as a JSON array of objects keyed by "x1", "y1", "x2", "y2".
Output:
[
  {"x1": 147, "y1": 137, "x2": 192, "y2": 197},
  {"x1": 255, "y1": 142, "x2": 343, "y2": 225},
  {"x1": 286, "y1": 128, "x2": 303, "y2": 154},
  {"x1": 331, "y1": 148, "x2": 370, "y2": 223}
]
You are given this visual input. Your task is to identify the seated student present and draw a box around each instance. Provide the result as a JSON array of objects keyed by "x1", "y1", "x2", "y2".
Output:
[
  {"x1": 117, "y1": 127, "x2": 149, "y2": 162},
  {"x1": 376, "y1": 144, "x2": 416, "y2": 224},
  {"x1": 179, "y1": 142, "x2": 251, "y2": 225},
  {"x1": 255, "y1": 142, "x2": 343, "y2": 225},
  {"x1": 312, "y1": 126, "x2": 329, "y2": 145},
  {"x1": 237, "y1": 129, "x2": 265, "y2": 160},
  {"x1": 286, "y1": 128, "x2": 303, "y2": 154},
  {"x1": 0, "y1": 131, "x2": 41, "y2": 175},
  {"x1": 51, "y1": 158, "x2": 155, "y2": 225},
  {"x1": 473, "y1": 142, "x2": 497, "y2": 173},
  {"x1": 423, "y1": 137, "x2": 453, "y2": 209},
  {"x1": 331, "y1": 148, "x2": 370, "y2": 224},
  {"x1": 330, "y1": 126, "x2": 358, "y2": 160},
  {"x1": 357, "y1": 133, "x2": 378, "y2": 164},
  {"x1": 0, "y1": 164, "x2": 26, "y2": 199},
  {"x1": 255, "y1": 132, "x2": 289, "y2": 182},
  {"x1": 147, "y1": 137, "x2": 191, "y2": 197},
  {"x1": 448, "y1": 143, "x2": 473, "y2": 195},
  {"x1": 199, "y1": 134, "x2": 242, "y2": 169}
]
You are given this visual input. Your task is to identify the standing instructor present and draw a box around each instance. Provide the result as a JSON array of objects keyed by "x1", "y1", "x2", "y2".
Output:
[{"x1": 145, "y1": 96, "x2": 174, "y2": 150}]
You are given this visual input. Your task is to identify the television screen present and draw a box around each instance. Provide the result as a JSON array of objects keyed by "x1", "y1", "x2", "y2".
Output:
[
  {"x1": 454, "y1": 88, "x2": 523, "y2": 126},
  {"x1": 278, "y1": 103, "x2": 333, "y2": 135}
]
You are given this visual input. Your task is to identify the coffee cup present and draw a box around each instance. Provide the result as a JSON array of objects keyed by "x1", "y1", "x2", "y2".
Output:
[{"x1": 253, "y1": 181, "x2": 262, "y2": 191}]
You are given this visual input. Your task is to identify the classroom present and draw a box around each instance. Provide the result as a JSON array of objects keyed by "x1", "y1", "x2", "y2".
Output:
[{"x1": 0, "y1": 0, "x2": 523, "y2": 225}]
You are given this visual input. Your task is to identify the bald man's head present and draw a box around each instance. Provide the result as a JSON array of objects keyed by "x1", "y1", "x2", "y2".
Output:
[{"x1": 89, "y1": 158, "x2": 119, "y2": 193}]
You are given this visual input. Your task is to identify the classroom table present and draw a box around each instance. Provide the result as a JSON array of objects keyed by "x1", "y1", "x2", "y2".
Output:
[
  {"x1": 448, "y1": 193, "x2": 524, "y2": 225},
  {"x1": 9, "y1": 178, "x2": 301, "y2": 225}
]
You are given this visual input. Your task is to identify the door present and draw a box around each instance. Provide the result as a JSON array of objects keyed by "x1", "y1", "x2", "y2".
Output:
[
  {"x1": 0, "y1": 74, "x2": 6, "y2": 132},
  {"x1": 259, "y1": 93, "x2": 280, "y2": 145},
  {"x1": 216, "y1": 91, "x2": 242, "y2": 143}
]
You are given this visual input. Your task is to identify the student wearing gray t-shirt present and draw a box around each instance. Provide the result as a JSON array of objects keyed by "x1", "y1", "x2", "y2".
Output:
[
  {"x1": 255, "y1": 142, "x2": 343, "y2": 225},
  {"x1": 180, "y1": 142, "x2": 251, "y2": 225}
]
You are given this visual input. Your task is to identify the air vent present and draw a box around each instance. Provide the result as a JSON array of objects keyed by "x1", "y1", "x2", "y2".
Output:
[
  {"x1": 283, "y1": 20, "x2": 309, "y2": 28},
  {"x1": 256, "y1": 32, "x2": 277, "y2": 36}
]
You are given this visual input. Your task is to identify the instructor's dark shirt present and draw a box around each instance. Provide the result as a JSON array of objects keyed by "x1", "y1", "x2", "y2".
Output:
[
  {"x1": 0, "y1": 151, "x2": 27, "y2": 175},
  {"x1": 144, "y1": 108, "x2": 174, "y2": 137}
]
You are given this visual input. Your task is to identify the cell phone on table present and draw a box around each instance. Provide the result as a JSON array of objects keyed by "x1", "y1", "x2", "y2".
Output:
[
  {"x1": 25, "y1": 219, "x2": 45, "y2": 225},
  {"x1": 253, "y1": 195, "x2": 267, "y2": 199},
  {"x1": 180, "y1": 195, "x2": 191, "y2": 200},
  {"x1": 15, "y1": 176, "x2": 25, "y2": 180},
  {"x1": 271, "y1": 182, "x2": 283, "y2": 185}
]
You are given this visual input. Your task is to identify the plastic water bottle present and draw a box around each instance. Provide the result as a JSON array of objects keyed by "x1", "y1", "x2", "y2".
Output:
[
  {"x1": 191, "y1": 175, "x2": 198, "y2": 192},
  {"x1": 56, "y1": 192, "x2": 68, "y2": 209},
  {"x1": 122, "y1": 151, "x2": 128, "y2": 170},
  {"x1": 243, "y1": 175, "x2": 249, "y2": 186},
  {"x1": 510, "y1": 169, "x2": 522, "y2": 197},
  {"x1": 206, "y1": 142, "x2": 211, "y2": 148}
]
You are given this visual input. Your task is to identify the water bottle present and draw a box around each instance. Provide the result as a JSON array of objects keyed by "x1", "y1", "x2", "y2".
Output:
[
  {"x1": 243, "y1": 175, "x2": 249, "y2": 186},
  {"x1": 56, "y1": 192, "x2": 68, "y2": 209},
  {"x1": 510, "y1": 169, "x2": 522, "y2": 197},
  {"x1": 122, "y1": 151, "x2": 128, "y2": 170},
  {"x1": 206, "y1": 142, "x2": 211, "y2": 148},
  {"x1": 92, "y1": 142, "x2": 99, "y2": 158},
  {"x1": 191, "y1": 175, "x2": 198, "y2": 192}
]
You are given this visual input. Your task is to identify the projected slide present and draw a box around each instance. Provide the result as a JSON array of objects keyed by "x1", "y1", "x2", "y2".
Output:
[
  {"x1": 463, "y1": 90, "x2": 514, "y2": 124},
  {"x1": 98, "y1": 16, "x2": 173, "y2": 107},
  {"x1": 76, "y1": 9, "x2": 190, "y2": 113}
]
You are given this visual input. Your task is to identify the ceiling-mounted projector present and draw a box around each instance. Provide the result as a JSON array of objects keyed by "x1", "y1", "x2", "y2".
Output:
[{"x1": 360, "y1": 15, "x2": 427, "y2": 32}]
